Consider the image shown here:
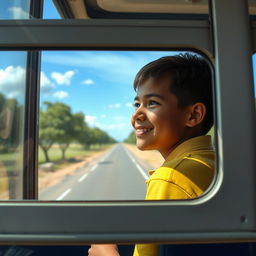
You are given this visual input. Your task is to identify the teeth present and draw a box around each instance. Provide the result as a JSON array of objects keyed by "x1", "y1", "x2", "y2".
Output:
[{"x1": 136, "y1": 128, "x2": 152, "y2": 133}]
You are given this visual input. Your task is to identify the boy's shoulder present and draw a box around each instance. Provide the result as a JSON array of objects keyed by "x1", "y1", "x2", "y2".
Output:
[{"x1": 148, "y1": 150, "x2": 215, "y2": 196}]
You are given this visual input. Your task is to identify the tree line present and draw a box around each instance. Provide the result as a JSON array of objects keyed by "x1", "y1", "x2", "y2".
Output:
[
  {"x1": 39, "y1": 101, "x2": 116, "y2": 162},
  {"x1": 123, "y1": 131, "x2": 136, "y2": 144}
]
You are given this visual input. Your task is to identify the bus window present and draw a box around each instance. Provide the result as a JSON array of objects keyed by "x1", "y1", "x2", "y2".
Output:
[
  {"x1": 252, "y1": 54, "x2": 256, "y2": 102},
  {"x1": 38, "y1": 50, "x2": 216, "y2": 201},
  {"x1": 0, "y1": 1, "x2": 30, "y2": 19},
  {"x1": 0, "y1": 52, "x2": 28, "y2": 199}
]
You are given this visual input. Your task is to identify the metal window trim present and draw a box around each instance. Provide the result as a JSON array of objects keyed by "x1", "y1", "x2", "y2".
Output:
[
  {"x1": 22, "y1": 0, "x2": 43, "y2": 200},
  {"x1": 0, "y1": 19, "x2": 211, "y2": 55}
]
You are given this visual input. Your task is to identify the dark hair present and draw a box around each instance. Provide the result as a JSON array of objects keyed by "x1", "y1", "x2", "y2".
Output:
[{"x1": 133, "y1": 53, "x2": 213, "y2": 134}]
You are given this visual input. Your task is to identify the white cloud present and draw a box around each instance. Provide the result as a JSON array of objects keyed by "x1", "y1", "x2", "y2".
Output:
[
  {"x1": 100, "y1": 114, "x2": 107, "y2": 118},
  {"x1": 125, "y1": 102, "x2": 133, "y2": 108},
  {"x1": 43, "y1": 51, "x2": 175, "y2": 85},
  {"x1": 0, "y1": 66, "x2": 57, "y2": 99},
  {"x1": 82, "y1": 79, "x2": 94, "y2": 85},
  {"x1": 85, "y1": 115, "x2": 97, "y2": 126},
  {"x1": 51, "y1": 70, "x2": 75, "y2": 85},
  {"x1": 40, "y1": 72, "x2": 55, "y2": 93},
  {"x1": 108, "y1": 104, "x2": 121, "y2": 109},
  {"x1": 53, "y1": 91, "x2": 69, "y2": 99},
  {"x1": 0, "y1": 65, "x2": 26, "y2": 98},
  {"x1": 8, "y1": 7, "x2": 29, "y2": 19}
]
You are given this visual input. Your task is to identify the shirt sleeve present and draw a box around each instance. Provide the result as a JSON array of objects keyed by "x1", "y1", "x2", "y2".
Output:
[
  {"x1": 133, "y1": 244, "x2": 159, "y2": 256},
  {"x1": 146, "y1": 179, "x2": 192, "y2": 200}
]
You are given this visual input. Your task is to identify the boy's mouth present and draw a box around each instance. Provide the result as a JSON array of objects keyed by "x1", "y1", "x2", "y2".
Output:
[{"x1": 135, "y1": 127, "x2": 153, "y2": 136}]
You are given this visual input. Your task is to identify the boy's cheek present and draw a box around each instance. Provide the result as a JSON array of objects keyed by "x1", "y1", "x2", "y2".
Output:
[{"x1": 130, "y1": 115, "x2": 135, "y2": 127}]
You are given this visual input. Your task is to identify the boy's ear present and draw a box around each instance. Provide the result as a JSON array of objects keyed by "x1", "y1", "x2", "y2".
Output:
[{"x1": 186, "y1": 103, "x2": 206, "y2": 128}]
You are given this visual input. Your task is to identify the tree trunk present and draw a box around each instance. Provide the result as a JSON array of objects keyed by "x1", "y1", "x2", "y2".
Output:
[
  {"x1": 61, "y1": 147, "x2": 66, "y2": 160},
  {"x1": 41, "y1": 146, "x2": 50, "y2": 162},
  {"x1": 59, "y1": 143, "x2": 69, "y2": 160}
]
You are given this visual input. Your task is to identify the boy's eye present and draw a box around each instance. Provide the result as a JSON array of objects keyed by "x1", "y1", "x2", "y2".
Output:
[
  {"x1": 133, "y1": 102, "x2": 140, "y2": 108},
  {"x1": 148, "y1": 100, "x2": 160, "y2": 107}
]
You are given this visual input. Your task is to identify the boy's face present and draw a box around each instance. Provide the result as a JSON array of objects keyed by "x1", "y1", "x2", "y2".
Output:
[{"x1": 131, "y1": 77, "x2": 191, "y2": 158}]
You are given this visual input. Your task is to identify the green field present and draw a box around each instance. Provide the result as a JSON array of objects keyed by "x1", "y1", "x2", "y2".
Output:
[{"x1": 38, "y1": 143, "x2": 110, "y2": 164}]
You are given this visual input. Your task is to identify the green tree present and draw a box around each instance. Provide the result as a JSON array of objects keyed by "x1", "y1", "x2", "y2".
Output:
[
  {"x1": 90, "y1": 127, "x2": 116, "y2": 146},
  {"x1": 39, "y1": 102, "x2": 74, "y2": 162},
  {"x1": 80, "y1": 126, "x2": 116, "y2": 149},
  {"x1": 123, "y1": 131, "x2": 136, "y2": 144},
  {"x1": 72, "y1": 112, "x2": 89, "y2": 144}
]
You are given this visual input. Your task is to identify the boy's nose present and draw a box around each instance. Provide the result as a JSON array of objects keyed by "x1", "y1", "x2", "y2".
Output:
[{"x1": 133, "y1": 108, "x2": 146, "y2": 121}]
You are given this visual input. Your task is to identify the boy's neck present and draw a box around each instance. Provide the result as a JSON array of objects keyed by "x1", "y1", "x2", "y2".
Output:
[{"x1": 160, "y1": 131, "x2": 204, "y2": 159}]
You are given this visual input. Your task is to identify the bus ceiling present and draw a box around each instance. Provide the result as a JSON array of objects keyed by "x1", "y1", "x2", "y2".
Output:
[{"x1": 52, "y1": 0, "x2": 210, "y2": 20}]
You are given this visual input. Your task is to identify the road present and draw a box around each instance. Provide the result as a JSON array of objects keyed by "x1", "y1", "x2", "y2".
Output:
[{"x1": 39, "y1": 143, "x2": 151, "y2": 200}]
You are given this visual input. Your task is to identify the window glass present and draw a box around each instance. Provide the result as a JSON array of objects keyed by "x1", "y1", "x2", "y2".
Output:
[
  {"x1": 0, "y1": 52, "x2": 27, "y2": 199},
  {"x1": 38, "y1": 50, "x2": 215, "y2": 201},
  {"x1": 253, "y1": 54, "x2": 256, "y2": 95},
  {"x1": 0, "y1": 1, "x2": 30, "y2": 19}
]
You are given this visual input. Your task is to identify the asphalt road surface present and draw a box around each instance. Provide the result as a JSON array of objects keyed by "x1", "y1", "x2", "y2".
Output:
[{"x1": 39, "y1": 143, "x2": 152, "y2": 201}]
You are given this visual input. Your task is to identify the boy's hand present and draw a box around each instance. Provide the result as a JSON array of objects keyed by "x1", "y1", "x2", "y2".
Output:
[{"x1": 88, "y1": 244, "x2": 119, "y2": 256}]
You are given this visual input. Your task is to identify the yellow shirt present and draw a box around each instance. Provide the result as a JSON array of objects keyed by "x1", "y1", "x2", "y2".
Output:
[{"x1": 133, "y1": 135, "x2": 215, "y2": 256}]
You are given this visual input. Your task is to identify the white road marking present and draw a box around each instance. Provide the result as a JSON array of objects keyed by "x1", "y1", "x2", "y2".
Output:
[
  {"x1": 135, "y1": 163, "x2": 149, "y2": 180},
  {"x1": 78, "y1": 173, "x2": 89, "y2": 182},
  {"x1": 56, "y1": 188, "x2": 71, "y2": 200},
  {"x1": 125, "y1": 147, "x2": 149, "y2": 180},
  {"x1": 91, "y1": 164, "x2": 98, "y2": 171},
  {"x1": 77, "y1": 146, "x2": 116, "y2": 183}
]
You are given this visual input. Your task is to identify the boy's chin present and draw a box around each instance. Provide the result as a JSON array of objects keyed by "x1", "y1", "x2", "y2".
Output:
[{"x1": 136, "y1": 141, "x2": 153, "y2": 151}]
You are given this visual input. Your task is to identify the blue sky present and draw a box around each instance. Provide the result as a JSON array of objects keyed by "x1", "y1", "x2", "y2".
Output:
[
  {"x1": 0, "y1": 1, "x2": 256, "y2": 141},
  {"x1": 40, "y1": 50, "x2": 177, "y2": 141}
]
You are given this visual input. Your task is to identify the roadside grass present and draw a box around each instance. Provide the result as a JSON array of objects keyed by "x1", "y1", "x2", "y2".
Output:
[
  {"x1": 39, "y1": 144, "x2": 111, "y2": 162},
  {"x1": 38, "y1": 143, "x2": 113, "y2": 170}
]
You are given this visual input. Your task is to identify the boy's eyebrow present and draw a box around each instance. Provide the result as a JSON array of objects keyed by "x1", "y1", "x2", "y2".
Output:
[{"x1": 134, "y1": 94, "x2": 165, "y2": 101}]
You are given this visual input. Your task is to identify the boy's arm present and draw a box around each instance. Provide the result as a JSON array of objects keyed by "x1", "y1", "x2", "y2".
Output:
[{"x1": 88, "y1": 244, "x2": 119, "y2": 256}]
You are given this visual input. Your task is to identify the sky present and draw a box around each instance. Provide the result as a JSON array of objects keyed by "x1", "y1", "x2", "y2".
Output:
[
  {"x1": 0, "y1": 1, "x2": 256, "y2": 141},
  {"x1": 40, "y1": 50, "x2": 182, "y2": 141}
]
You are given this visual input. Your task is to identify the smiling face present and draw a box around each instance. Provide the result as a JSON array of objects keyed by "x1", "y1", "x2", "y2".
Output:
[{"x1": 131, "y1": 77, "x2": 192, "y2": 159}]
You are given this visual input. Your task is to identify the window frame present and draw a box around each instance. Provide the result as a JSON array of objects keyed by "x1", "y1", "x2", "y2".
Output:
[{"x1": 0, "y1": 0, "x2": 255, "y2": 244}]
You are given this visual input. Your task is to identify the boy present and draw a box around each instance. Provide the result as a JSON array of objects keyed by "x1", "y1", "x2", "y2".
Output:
[{"x1": 88, "y1": 53, "x2": 215, "y2": 256}]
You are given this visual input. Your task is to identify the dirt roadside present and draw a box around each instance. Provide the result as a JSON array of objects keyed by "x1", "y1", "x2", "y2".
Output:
[
  {"x1": 39, "y1": 147, "x2": 111, "y2": 190},
  {"x1": 124, "y1": 143, "x2": 164, "y2": 169}
]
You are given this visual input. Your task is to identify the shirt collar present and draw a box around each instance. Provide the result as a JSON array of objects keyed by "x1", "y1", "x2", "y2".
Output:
[
  {"x1": 147, "y1": 135, "x2": 213, "y2": 177},
  {"x1": 165, "y1": 135, "x2": 213, "y2": 162}
]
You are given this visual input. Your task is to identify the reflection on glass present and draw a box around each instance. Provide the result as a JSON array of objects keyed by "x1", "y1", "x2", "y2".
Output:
[
  {"x1": 249, "y1": 0, "x2": 256, "y2": 15},
  {"x1": 38, "y1": 51, "x2": 215, "y2": 201},
  {"x1": 0, "y1": 52, "x2": 26, "y2": 199},
  {"x1": 0, "y1": 0, "x2": 30, "y2": 19}
]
